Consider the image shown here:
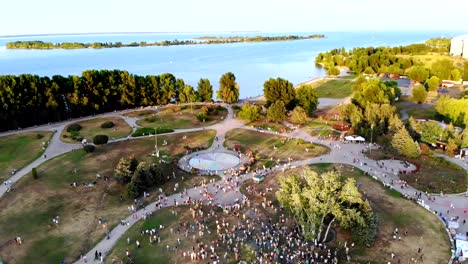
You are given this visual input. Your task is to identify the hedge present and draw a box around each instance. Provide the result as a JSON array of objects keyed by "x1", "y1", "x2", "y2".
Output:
[
  {"x1": 83, "y1": 144, "x2": 96, "y2": 153},
  {"x1": 93, "y1": 134, "x2": 109, "y2": 145},
  {"x1": 100, "y1": 121, "x2": 114, "y2": 128},
  {"x1": 67, "y1": 124, "x2": 82, "y2": 132}
]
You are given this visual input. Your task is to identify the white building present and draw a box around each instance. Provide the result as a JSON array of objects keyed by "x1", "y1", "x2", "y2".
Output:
[{"x1": 450, "y1": 34, "x2": 468, "y2": 59}]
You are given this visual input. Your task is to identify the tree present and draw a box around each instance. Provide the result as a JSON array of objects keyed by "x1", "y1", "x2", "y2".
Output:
[
  {"x1": 391, "y1": 127, "x2": 421, "y2": 158},
  {"x1": 445, "y1": 138, "x2": 458, "y2": 156},
  {"x1": 32, "y1": 167, "x2": 38, "y2": 179},
  {"x1": 326, "y1": 66, "x2": 340, "y2": 76},
  {"x1": 197, "y1": 106, "x2": 209, "y2": 122},
  {"x1": 266, "y1": 100, "x2": 287, "y2": 122},
  {"x1": 93, "y1": 134, "x2": 109, "y2": 145},
  {"x1": 114, "y1": 156, "x2": 139, "y2": 184},
  {"x1": 461, "y1": 129, "x2": 468, "y2": 148},
  {"x1": 421, "y1": 121, "x2": 443, "y2": 145},
  {"x1": 197, "y1": 78, "x2": 213, "y2": 102},
  {"x1": 290, "y1": 106, "x2": 308, "y2": 125},
  {"x1": 431, "y1": 59, "x2": 454, "y2": 80},
  {"x1": 425, "y1": 76, "x2": 440, "y2": 92},
  {"x1": 276, "y1": 169, "x2": 372, "y2": 242},
  {"x1": 83, "y1": 144, "x2": 96, "y2": 153},
  {"x1": 238, "y1": 102, "x2": 262, "y2": 122},
  {"x1": 412, "y1": 86, "x2": 428, "y2": 104},
  {"x1": 451, "y1": 69, "x2": 461, "y2": 81},
  {"x1": 179, "y1": 84, "x2": 198, "y2": 103},
  {"x1": 295, "y1": 84, "x2": 319, "y2": 116},
  {"x1": 263, "y1": 77, "x2": 296, "y2": 107},
  {"x1": 216, "y1": 72, "x2": 240, "y2": 103},
  {"x1": 407, "y1": 66, "x2": 429, "y2": 83},
  {"x1": 464, "y1": 62, "x2": 468, "y2": 81}
]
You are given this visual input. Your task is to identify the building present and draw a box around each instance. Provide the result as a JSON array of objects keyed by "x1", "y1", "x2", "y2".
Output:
[{"x1": 450, "y1": 34, "x2": 468, "y2": 59}]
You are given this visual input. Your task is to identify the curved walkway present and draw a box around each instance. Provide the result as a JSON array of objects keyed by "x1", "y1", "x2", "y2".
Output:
[{"x1": 0, "y1": 103, "x2": 465, "y2": 263}]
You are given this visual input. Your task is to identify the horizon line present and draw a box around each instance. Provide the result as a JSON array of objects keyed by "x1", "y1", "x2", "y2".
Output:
[{"x1": 1, "y1": 29, "x2": 465, "y2": 39}]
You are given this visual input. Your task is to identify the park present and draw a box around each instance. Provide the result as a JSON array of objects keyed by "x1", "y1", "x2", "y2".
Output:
[{"x1": 0, "y1": 41, "x2": 467, "y2": 264}]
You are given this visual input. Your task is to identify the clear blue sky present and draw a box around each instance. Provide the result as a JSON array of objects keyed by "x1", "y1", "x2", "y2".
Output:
[{"x1": 1, "y1": 0, "x2": 467, "y2": 36}]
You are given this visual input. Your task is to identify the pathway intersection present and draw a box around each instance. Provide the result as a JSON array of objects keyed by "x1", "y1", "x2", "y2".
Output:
[{"x1": 0, "y1": 103, "x2": 466, "y2": 263}]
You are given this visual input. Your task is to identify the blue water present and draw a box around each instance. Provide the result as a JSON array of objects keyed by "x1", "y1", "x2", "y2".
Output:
[{"x1": 0, "y1": 31, "x2": 462, "y2": 98}]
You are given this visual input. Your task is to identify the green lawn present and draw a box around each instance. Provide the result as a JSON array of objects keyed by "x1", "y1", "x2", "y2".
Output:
[
  {"x1": 0, "y1": 130, "x2": 216, "y2": 264},
  {"x1": 366, "y1": 149, "x2": 467, "y2": 194},
  {"x1": 224, "y1": 128, "x2": 329, "y2": 168},
  {"x1": 313, "y1": 79, "x2": 354, "y2": 98},
  {"x1": 61, "y1": 117, "x2": 132, "y2": 143},
  {"x1": 136, "y1": 106, "x2": 227, "y2": 129},
  {"x1": 407, "y1": 107, "x2": 437, "y2": 120},
  {"x1": 0, "y1": 131, "x2": 53, "y2": 182}
]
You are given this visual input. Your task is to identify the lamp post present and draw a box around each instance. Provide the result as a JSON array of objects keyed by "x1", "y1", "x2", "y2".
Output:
[{"x1": 154, "y1": 126, "x2": 159, "y2": 157}]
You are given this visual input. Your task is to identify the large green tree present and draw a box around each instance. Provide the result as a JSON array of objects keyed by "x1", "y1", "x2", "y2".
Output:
[
  {"x1": 431, "y1": 59, "x2": 454, "y2": 80},
  {"x1": 290, "y1": 106, "x2": 308, "y2": 125},
  {"x1": 412, "y1": 86, "x2": 428, "y2": 104},
  {"x1": 178, "y1": 84, "x2": 198, "y2": 103},
  {"x1": 238, "y1": 102, "x2": 262, "y2": 122},
  {"x1": 197, "y1": 78, "x2": 213, "y2": 102},
  {"x1": 217, "y1": 72, "x2": 240, "y2": 103},
  {"x1": 407, "y1": 66, "x2": 429, "y2": 83},
  {"x1": 421, "y1": 120, "x2": 443, "y2": 144},
  {"x1": 391, "y1": 127, "x2": 421, "y2": 158},
  {"x1": 266, "y1": 100, "x2": 287, "y2": 122},
  {"x1": 276, "y1": 169, "x2": 373, "y2": 242},
  {"x1": 263, "y1": 77, "x2": 296, "y2": 107},
  {"x1": 295, "y1": 84, "x2": 319, "y2": 116},
  {"x1": 425, "y1": 76, "x2": 440, "y2": 92}
]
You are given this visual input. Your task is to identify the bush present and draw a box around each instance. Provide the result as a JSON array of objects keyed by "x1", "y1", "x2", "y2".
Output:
[
  {"x1": 32, "y1": 167, "x2": 38, "y2": 179},
  {"x1": 83, "y1": 144, "x2": 96, "y2": 153},
  {"x1": 144, "y1": 117, "x2": 156, "y2": 123},
  {"x1": 131, "y1": 127, "x2": 174, "y2": 137},
  {"x1": 36, "y1": 133, "x2": 44, "y2": 139},
  {"x1": 67, "y1": 124, "x2": 82, "y2": 132},
  {"x1": 100, "y1": 121, "x2": 114, "y2": 128},
  {"x1": 93, "y1": 134, "x2": 109, "y2": 145},
  {"x1": 197, "y1": 112, "x2": 208, "y2": 122},
  {"x1": 70, "y1": 131, "x2": 80, "y2": 140},
  {"x1": 232, "y1": 105, "x2": 241, "y2": 110}
]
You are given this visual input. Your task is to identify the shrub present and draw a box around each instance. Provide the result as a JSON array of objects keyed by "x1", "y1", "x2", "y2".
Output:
[
  {"x1": 70, "y1": 131, "x2": 80, "y2": 140},
  {"x1": 232, "y1": 105, "x2": 241, "y2": 111},
  {"x1": 83, "y1": 144, "x2": 96, "y2": 153},
  {"x1": 36, "y1": 133, "x2": 44, "y2": 139},
  {"x1": 93, "y1": 134, "x2": 109, "y2": 145},
  {"x1": 67, "y1": 124, "x2": 82, "y2": 132},
  {"x1": 100, "y1": 121, "x2": 114, "y2": 128},
  {"x1": 197, "y1": 112, "x2": 208, "y2": 122},
  {"x1": 131, "y1": 127, "x2": 174, "y2": 137},
  {"x1": 32, "y1": 167, "x2": 38, "y2": 179},
  {"x1": 144, "y1": 117, "x2": 156, "y2": 123}
]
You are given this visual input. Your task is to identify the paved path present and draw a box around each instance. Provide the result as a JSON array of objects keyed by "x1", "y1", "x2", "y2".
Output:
[{"x1": 0, "y1": 102, "x2": 465, "y2": 263}]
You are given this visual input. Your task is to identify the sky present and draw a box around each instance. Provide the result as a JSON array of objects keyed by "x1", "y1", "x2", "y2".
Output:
[{"x1": 1, "y1": 0, "x2": 467, "y2": 36}]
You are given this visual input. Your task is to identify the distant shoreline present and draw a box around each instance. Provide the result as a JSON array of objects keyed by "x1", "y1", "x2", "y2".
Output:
[{"x1": 5, "y1": 35, "x2": 325, "y2": 50}]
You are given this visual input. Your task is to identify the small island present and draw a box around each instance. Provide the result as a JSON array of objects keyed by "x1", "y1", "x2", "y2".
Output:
[{"x1": 5, "y1": 34, "x2": 325, "y2": 50}]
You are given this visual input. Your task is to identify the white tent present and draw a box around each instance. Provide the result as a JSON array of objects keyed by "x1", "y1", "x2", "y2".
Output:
[
  {"x1": 456, "y1": 239, "x2": 468, "y2": 258},
  {"x1": 345, "y1": 136, "x2": 355, "y2": 141}
]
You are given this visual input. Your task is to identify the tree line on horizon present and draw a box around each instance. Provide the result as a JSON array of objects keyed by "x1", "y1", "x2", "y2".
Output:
[
  {"x1": 5, "y1": 35, "x2": 325, "y2": 50},
  {"x1": 0, "y1": 70, "x2": 242, "y2": 132}
]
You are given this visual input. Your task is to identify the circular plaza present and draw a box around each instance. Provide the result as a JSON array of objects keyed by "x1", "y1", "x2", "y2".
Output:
[{"x1": 179, "y1": 149, "x2": 249, "y2": 173}]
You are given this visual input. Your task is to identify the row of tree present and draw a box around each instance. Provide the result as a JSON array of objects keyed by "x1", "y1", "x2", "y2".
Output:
[
  {"x1": 238, "y1": 78, "x2": 318, "y2": 123},
  {"x1": 0, "y1": 70, "x2": 242, "y2": 131},
  {"x1": 316, "y1": 40, "x2": 466, "y2": 83},
  {"x1": 6, "y1": 35, "x2": 325, "y2": 50}
]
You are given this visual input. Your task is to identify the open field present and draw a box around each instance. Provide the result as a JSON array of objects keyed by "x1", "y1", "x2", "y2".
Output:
[
  {"x1": 312, "y1": 79, "x2": 354, "y2": 98},
  {"x1": 366, "y1": 149, "x2": 467, "y2": 194},
  {"x1": 407, "y1": 107, "x2": 437, "y2": 120},
  {"x1": 0, "y1": 130, "x2": 216, "y2": 264},
  {"x1": 105, "y1": 163, "x2": 450, "y2": 263},
  {"x1": 123, "y1": 109, "x2": 157, "y2": 118},
  {"x1": 61, "y1": 117, "x2": 132, "y2": 143},
  {"x1": 397, "y1": 53, "x2": 466, "y2": 68},
  {"x1": 224, "y1": 128, "x2": 329, "y2": 168},
  {"x1": 0, "y1": 131, "x2": 53, "y2": 182},
  {"x1": 136, "y1": 106, "x2": 227, "y2": 129}
]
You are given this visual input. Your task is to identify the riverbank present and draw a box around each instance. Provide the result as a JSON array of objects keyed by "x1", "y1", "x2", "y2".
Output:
[{"x1": 5, "y1": 34, "x2": 325, "y2": 50}]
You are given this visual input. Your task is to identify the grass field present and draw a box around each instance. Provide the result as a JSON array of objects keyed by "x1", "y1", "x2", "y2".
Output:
[
  {"x1": 313, "y1": 79, "x2": 354, "y2": 98},
  {"x1": 366, "y1": 149, "x2": 467, "y2": 194},
  {"x1": 397, "y1": 53, "x2": 466, "y2": 68},
  {"x1": 136, "y1": 106, "x2": 227, "y2": 129},
  {"x1": 224, "y1": 128, "x2": 329, "y2": 168},
  {"x1": 105, "y1": 163, "x2": 450, "y2": 263},
  {"x1": 243, "y1": 163, "x2": 450, "y2": 263},
  {"x1": 123, "y1": 109, "x2": 157, "y2": 118},
  {"x1": 0, "y1": 131, "x2": 53, "y2": 182},
  {"x1": 0, "y1": 130, "x2": 216, "y2": 264},
  {"x1": 407, "y1": 107, "x2": 437, "y2": 120},
  {"x1": 61, "y1": 117, "x2": 132, "y2": 143}
]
